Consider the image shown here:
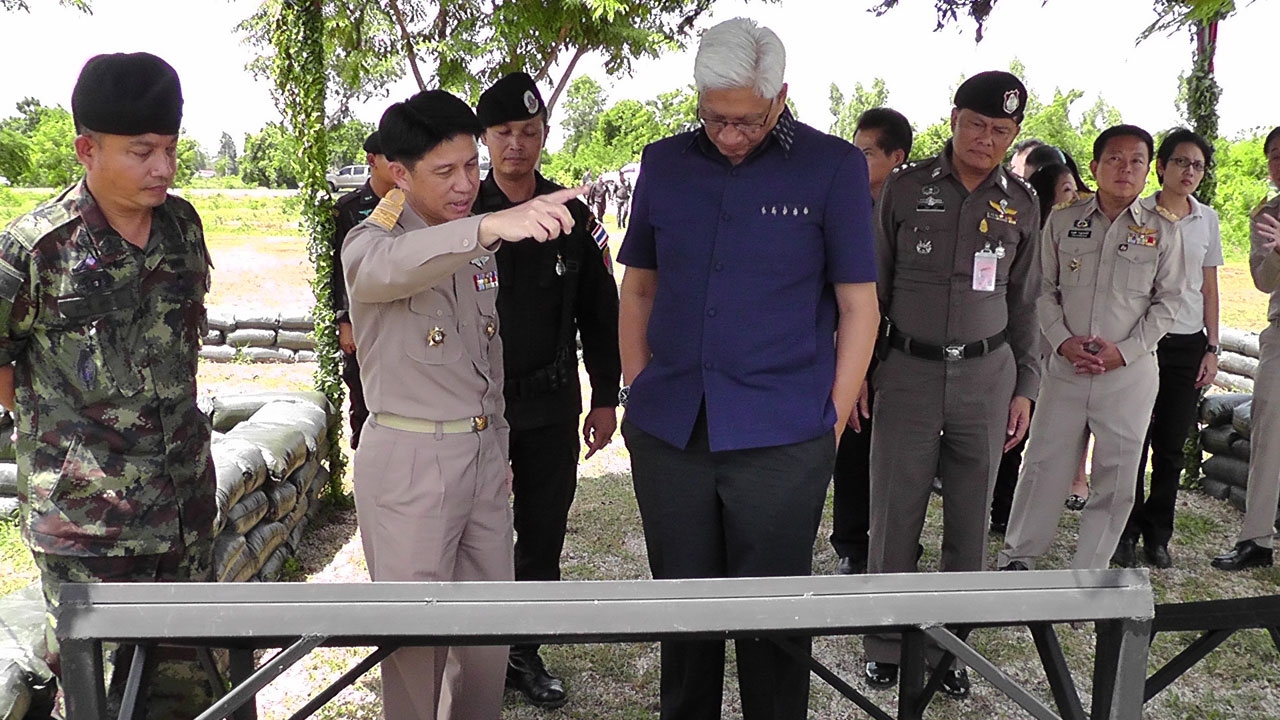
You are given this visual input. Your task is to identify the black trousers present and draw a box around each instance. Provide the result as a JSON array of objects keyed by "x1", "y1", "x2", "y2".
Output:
[
  {"x1": 830, "y1": 391, "x2": 872, "y2": 561},
  {"x1": 990, "y1": 402, "x2": 1034, "y2": 527},
  {"x1": 510, "y1": 420, "x2": 580, "y2": 654},
  {"x1": 1126, "y1": 331, "x2": 1207, "y2": 546},
  {"x1": 341, "y1": 351, "x2": 369, "y2": 449},
  {"x1": 624, "y1": 411, "x2": 836, "y2": 720}
]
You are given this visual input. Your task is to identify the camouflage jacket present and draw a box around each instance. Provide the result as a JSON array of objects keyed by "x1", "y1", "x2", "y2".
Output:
[{"x1": 0, "y1": 180, "x2": 215, "y2": 557}]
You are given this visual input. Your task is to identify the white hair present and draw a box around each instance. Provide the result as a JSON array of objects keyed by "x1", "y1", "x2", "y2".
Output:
[{"x1": 693, "y1": 18, "x2": 786, "y2": 98}]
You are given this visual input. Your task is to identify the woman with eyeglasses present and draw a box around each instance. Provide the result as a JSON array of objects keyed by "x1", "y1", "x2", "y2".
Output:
[{"x1": 1114, "y1": 128, "x2": 1222, "y2": 569}]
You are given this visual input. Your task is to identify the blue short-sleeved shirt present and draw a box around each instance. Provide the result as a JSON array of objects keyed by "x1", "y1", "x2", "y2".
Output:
[{"x1": 618, "y1": 110, "x2": 877, "y2": 452}]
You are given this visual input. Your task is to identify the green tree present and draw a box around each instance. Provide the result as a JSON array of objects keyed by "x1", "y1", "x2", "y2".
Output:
[
  {"x1": 1, "y1": 0, "x2": 89, "y2": 12},
  {"x1": 0, "y1": 128, "x2": 31, "y2": 184},
  {"x1": 647, "y1": 84, "x2": 697, "y2": 137},
  {"x1": 559, "y1": 75, "x2": 607, "y2": 154},
  {"x1": 239, "y1": 122, "x2": 301, "y2": 188},
  {"x1": 1213, "y1": 131, "x2": 1269, "y2": 257},
  {"x1": 20, "y1": 105, "x2": 78, "y2": 188},
  {"x1": 216, "y1": 131, "x2": 239, "y2": 177},
  {"x1": 174, "y1": 132, "x2": 205, "y2": 186},
  {"x1": 326, "y1": 118, "x2": 377, "y2": 169},
  {"x1": 828, "y1": 78, "x2": 889, "y2": 141}
]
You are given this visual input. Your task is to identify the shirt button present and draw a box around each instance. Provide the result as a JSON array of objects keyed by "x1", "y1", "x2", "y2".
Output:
[{"x1": 707, "y1": 308, "x2": 717, "y2": 317}]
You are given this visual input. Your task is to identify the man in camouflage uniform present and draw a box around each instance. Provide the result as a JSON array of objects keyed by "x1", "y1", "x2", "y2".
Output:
[{"x1": 0, "y1": 53, "x2": 215, "y2": 717}]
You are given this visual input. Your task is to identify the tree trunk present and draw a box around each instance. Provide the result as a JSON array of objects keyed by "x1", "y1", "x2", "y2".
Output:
[
  {"x1": 546, "y1": 46, "x2": 587, "y2": 115},
  {"x1": 1187, "y1": 19, "x2": 1220, "y2": 205},
  {"x1": 387, "y1": 0, "x2": 426, "y2": 90}
]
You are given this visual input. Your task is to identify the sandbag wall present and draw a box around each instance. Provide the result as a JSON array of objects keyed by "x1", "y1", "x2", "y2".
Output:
[
  {"x1": 201, "y1": 308, "x2": 320, "y2": 363},
  {"x1": 202, "y1": 391, "x2": 338, "y2": 582},
  {"x1": 1199, "y1": 327, "x2": 1280, "y2": 523}
]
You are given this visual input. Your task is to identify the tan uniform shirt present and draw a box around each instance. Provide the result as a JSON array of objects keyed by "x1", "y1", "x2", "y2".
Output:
[
  {"x1": 342, "y1": 207, "x2": 509, "y2": 453},
  {"x1": 1250, "y1": 196, "x2": 1280, "y2": 318},
  {"x1": 1039, "y1": 195, "x2": 1187, "y2": 363},
  {"x1": 876, "y1": 146, "x2": 1042, "y2": 398}
]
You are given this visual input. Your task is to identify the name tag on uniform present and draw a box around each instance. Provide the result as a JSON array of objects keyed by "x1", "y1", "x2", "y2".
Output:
[
  {"x1": 473, "y1": 270, "x2": 499, "y2": 292},
  {"x1": 972, "y1": 249, "x2": 998, "y2": 292},
  {"x1": 1068, "y1": 229, "x2": 1092, "y2": 238}
]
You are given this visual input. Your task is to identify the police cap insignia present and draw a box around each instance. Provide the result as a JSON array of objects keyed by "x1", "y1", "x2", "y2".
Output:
[
  {"x1": 954, "y1": 70, "x2": 1027, "y2": 124},
  {"x1": 477, "y1": 72, "x2": 546, "y2": 128},
  {"x1": 72, "y1": 52, "x2": 183, "y2": 136}
]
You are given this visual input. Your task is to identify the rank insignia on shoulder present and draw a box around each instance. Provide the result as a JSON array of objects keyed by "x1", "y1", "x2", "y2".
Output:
[
  {"x1": 1154, "y1": 205, "x2": 1179, "y2": 223},
  {"x1": 369, "y1": 187, "x2": 405, "y2": 231},
  {"x1": 1053, "y1": 199, "x2": 1076, "y2": 211}
]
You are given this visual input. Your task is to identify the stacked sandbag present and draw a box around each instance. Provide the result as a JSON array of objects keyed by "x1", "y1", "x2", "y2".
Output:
[
  {"x1": 200, "y1": 307, "x2": 320, "y2": 363},
  {"x1": 1197, "y1": 391, "x2": 1280, "y2": 524},
  {"x1": 203, "y1": 391, "x2": 340, "y2": 584},
  {"x1": 1214, "y1": 327, "x2": 1260, "y2": 394}
]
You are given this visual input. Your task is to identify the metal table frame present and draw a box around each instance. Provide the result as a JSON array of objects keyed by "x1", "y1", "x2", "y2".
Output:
[{"x1": 56, "y1": 569, "x2": 1154, "y2": 720}]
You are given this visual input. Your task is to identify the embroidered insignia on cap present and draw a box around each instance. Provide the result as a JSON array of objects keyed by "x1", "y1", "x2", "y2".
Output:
[
  {"x1": 1003, "y1": 90, "x2": 1019, "y2": 114},
  {"x1": 523, "y1": 89, "x2": 540, "y2": 114}
]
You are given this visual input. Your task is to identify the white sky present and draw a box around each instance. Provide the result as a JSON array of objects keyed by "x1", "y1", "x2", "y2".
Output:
[{"x1": 2, "y1": 0, "x2": 1277, "y2": 155}]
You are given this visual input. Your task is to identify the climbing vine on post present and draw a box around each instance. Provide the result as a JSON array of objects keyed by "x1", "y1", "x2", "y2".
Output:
[
  {"x1": 267, "y1": 0, "x2": 347, "y2": 500},
  {"x1": 1185, "y1": 20, "x2": 1222, "y2": 206}
]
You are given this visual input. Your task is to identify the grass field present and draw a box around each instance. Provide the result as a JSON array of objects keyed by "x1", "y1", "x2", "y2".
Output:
[{"x1": 1, "y1": 189, "x2": 1279, "y2": 717}]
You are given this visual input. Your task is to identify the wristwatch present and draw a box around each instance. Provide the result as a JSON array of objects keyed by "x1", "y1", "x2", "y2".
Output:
[
  {"x1": 1207, "y1": 344, "x2": 1221, "y2": 355},
  {"x1": 618, "y1": 385, "x2": 630, "y2": 407}
]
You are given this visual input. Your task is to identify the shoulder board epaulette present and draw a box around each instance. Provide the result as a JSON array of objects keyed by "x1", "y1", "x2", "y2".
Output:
[
  {"x1": 2, "y1": 191, "x2": 78, "y2": 250},
  {"x1": 1154, "y1": 204, "x2": 1179, "y2": 223},
  {"x1": 1052, "y1": 199, "x2": 1074, "y2": 211},
  {"x1": 1251, "y1": 196, "x2": 1272, "y2": 219},
  {"x1": 367, "y1": 188, "x2": 405, "y2": 231}
]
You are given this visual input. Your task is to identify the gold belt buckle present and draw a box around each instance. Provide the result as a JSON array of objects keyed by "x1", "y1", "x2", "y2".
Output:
[{"x1": 471, "y1": 416, "x2": 489, "y2": 432}]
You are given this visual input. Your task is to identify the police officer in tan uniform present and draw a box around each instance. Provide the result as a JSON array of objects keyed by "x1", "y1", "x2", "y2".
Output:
[
  {"x1": 864, "y1": 71, "x2": 1041, "y2": 698},
  {"x1": 342, "y1": 89, "x2": 584, "y2": 720},
  {"x1": 1213, "y1": 125, "x2": 1280, "y2": 571},
  {"x1": 1000, "y1": 124, "x2": 1187, "y2": 572}
]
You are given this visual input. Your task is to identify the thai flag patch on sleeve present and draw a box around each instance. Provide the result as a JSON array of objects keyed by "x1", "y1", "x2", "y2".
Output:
[{"x1": 591, "y1": 218, "x2": 613, "y2": 275}]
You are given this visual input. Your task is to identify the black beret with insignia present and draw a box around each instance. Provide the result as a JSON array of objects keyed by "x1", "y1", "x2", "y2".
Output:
[
  {"x1": 362, "y1": 131, "x2": 382, "y2": 155},
  {"x1": 477, "y1": 72, "x2": 546, "y2": 128},
  {"x1": 953, "y1": 70, "x2": 1027, "y2": 124},
  {"x1": 71, "y1": 52, "x2": 183, "y2": 135}
]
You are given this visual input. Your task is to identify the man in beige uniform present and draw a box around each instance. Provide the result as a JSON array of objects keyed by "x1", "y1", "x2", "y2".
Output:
[
  {"x1": 1212, "y1": 125, "x2": 1280, "y2": 571},
  {"x1": 342, "y1": 89, "x2": 583, "y2": 720},
  {"x1": 1000, "y1": 124, "x2": 1186, "y2": 571}
]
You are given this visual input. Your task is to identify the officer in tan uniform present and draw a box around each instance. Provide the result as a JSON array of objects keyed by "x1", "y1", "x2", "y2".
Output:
[
  {"x1": 342, "y1": 89, "x2": 584, "y2": 720},
  {"x1": 1000, "y1": 124, "x2": 1187, "y2": 572},
  {"x1": 864, "y1": 71, "x2": 1041, "y2": 698},
  {"x1": 1213, "y1": 125, "x2": 1280, "y2": 571}
]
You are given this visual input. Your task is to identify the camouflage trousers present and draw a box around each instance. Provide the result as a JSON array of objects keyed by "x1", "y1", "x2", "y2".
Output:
[{"x1": 31, "y1": 537, "x2": 216, "y2": 720}]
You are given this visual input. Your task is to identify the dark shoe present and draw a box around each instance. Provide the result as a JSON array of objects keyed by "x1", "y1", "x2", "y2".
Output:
[
  {"x1": 940, "y1": 668, "x2": 971, "y2": 699},
  {"x1": 989, "y1": 520, "x2": 1008, "y2": 535},
  {"x1": 931, "y1": 477, "x2": 943, "y2": 495},
  {"x1": 1000, "y1": 560, "x2": 1029, "y2": 571},
  {"x1": 865, "y1": 661, "x2": 898, "y2": 687},
  {"x1": 1064, "y1": 494, "x2": 1087, "y2": 511},
  {"x1": 506, "y1": 650, "x2": 567, "y2": 709},
  {"x1": 1144, "y1": 544, "x2": 1173, "y2": 569},
  {"x1": 1212, "y1": 540, "x2": 1274, "y2": 571},
  {"x1": 1111, "y1": 538, "x2": 1138, "y2": 568},
  {"x1": 837, "y1": 555, "x2": 866, "y2": 575}
]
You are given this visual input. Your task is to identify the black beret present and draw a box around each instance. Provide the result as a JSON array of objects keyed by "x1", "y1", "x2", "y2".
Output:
[
  {"x1": 954, "y1": 71, "x2": 1027, "y2": 124},
  {"x1": 71, "y1": 52, "x2": 183, "y2": 135},
  {"x1": 477, "y1": 72, "x2": 546, "y2": 128},
  {"x1": 362, "y1": 131, "x2": 381, "y2": 155}
]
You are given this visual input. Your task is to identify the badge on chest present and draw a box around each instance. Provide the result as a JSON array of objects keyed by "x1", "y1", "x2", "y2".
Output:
[{"x1": 473, "y1": 270, "x2": 499, "y2": 292}]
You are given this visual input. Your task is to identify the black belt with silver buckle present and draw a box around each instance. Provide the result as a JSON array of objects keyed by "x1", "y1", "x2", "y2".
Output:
[{"x1": 888, "y1": 327, "x2": 1008, "y2": 361}]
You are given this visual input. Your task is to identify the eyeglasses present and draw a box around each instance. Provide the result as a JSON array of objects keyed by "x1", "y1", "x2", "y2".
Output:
[
  {"x1": 698, "y1": 115, "x2": 771, "y2": 136},
  {"x1": 1169, "y1": 156, "x2": 1208, "y2": 172}
]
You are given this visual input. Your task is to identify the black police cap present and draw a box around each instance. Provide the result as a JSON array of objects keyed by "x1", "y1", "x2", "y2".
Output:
[
  {"x1": 953, "y1": 71, "x2": 1027, "y2": 124},
  {"x1": 71, "y1": 52, "x2": 183, "y2": 135},
  {"x1": 477, "y1": 72, "x2": 546, "y2": 128},
  {"x1": 362, "y1": 131, "x2": 381, "y2": 155}
]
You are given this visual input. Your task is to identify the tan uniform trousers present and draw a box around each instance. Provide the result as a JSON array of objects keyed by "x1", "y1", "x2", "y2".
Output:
[
  {"x1": 353, "y1": 416, "x2": 514, "y2": 720},
  {"x1": 865, "y1": 345, "x2": 1015, "y2": 666},
  {"x1": 1000, "y1": 352, "x2": 1159, "y2": 569},
  {"x1": 1240, "y1": 323, "x2": 1280, "y2": 548}
]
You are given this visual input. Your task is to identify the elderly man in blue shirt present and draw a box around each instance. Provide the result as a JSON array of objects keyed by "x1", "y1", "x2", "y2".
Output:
[{"x1": 616, "y1": 17, "x2": 880, "y2": 720}]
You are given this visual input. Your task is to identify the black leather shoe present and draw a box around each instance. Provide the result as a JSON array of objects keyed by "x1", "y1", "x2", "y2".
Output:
[
  {"x1": 1212, "y1": 540, "x2": 1274, "y2": 571},
  {"x1": 1144, "y1": 544, "x2": 1173, "y2": 569},
  {"x1": 837, "y1": 555, "x2": 866, "y2": 575},
  {"x1": 1111, "y1": 538, "x2": 1138, "y2": 568},
  {"x1": 506, "y1": 650, "x2": 567, "y2": 709},
  {"x1": 940, "y1": 668, "x2": 970, "y2": 699},
  {"x1": 865, "y1": 661, "x2": 898, "y2": 687},
  {"x1": 1000, "y1": 560, "x2": 1029, "y2": 571}
]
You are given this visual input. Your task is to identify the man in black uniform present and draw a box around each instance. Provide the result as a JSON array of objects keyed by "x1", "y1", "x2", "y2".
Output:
[
  {"x1": 330, "y1": 131, "x2": 394, "y2": 448},
  {"x1": 473, "y1": 71, "x2": 622, "y2": 709}
]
